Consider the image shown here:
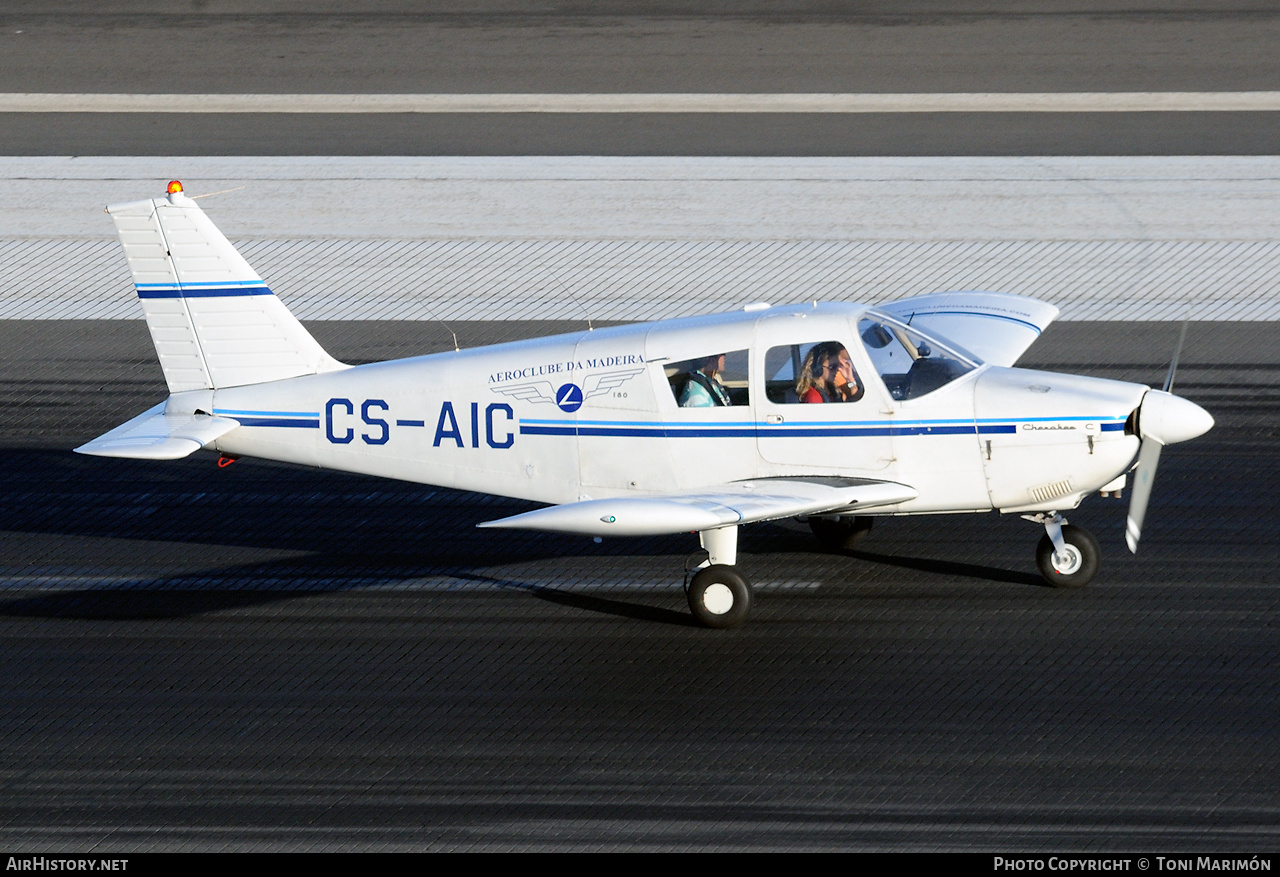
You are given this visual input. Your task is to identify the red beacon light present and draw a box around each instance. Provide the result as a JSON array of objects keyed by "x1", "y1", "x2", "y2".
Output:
[{"x1": 166, "y1": 180, "x2": 183, "y2": 195}]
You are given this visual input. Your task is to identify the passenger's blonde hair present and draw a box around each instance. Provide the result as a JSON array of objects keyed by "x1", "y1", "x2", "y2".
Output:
[{"x1": 795, "y1": 341, "x2": 847, "y2": 399}]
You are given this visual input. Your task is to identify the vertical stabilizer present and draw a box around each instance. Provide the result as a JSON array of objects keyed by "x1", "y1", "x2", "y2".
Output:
[{"x1": 107, "y1": 183, "x2": 344, "y2": 392}]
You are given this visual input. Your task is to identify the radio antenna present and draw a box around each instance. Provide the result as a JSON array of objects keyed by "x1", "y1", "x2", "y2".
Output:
[
  {"x1": 190, "y1": 186, "x2": 247, "y2": 200},
  {"x1": 410, "y1": 291, "x2": 460, "y2": 353},
  {"x1": 535, "y1": 255, "x2": 594, "y2": 331}
]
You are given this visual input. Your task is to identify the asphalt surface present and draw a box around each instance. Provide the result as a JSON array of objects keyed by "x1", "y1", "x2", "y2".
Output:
[
  {"x1": 13, "y1": 111, "x2": 1280, "y2": 156},
  {"x1": 9, "y1": 2, "x2": 1280, "y2": 93},
  {"x1": 1, "y1": 319, "x2": 1277, "y2": 851},
  {"x1": 6, "y1": 2, "x2": 1280, "y2": 154}
]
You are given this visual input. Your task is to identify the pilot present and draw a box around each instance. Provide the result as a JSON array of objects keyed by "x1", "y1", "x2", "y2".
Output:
[
  {"x1": 797, "y1": 342, "x2": 862, "y2": 403},
  {"x1": 680, "y1": 353, "x2": 733, "y2": 407}
]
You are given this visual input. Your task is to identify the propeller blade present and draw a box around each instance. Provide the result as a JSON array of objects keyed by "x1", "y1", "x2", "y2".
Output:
[
  {"x1": 1163, "y1": 320, "x2": 1189, "y2": 393},
  {"x1": 1125, "y1": 437, "x2": 1163, "y2": 554},
  {"x1": 1127, "y1": 323, "x2": 1211, "y2": 555}
]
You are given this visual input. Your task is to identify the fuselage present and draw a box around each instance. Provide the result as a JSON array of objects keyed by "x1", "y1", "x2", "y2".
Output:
[{"x1": 193, "y1": 303, "x2": 1145, "y2": 515}]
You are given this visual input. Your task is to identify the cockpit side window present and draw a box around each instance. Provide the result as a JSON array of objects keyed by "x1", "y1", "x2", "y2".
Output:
[
  {"x1": 764, "y1": 341, "x2": 864, "y2": 404},
  {"x1": 666, "y1": 349, "x2": 749, "y2": 407},
  {"x1": 858, "y1": 315, "x2": 977, "y2": 401}
]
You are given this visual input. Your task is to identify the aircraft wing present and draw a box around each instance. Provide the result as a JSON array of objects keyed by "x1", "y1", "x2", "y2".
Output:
[
  {"x1": 75, "y1": 403, "x2": 241, "y2": 460},
  {"x1": 879, "y1": 291, "x2": 1059, "y2": 367},
  {"x1": 478, "y1": 476, "x2": 917, "y2": 536}
]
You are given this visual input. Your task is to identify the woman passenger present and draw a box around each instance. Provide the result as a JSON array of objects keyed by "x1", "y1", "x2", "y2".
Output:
[{"x1": 796, "y1": 342, "x2": 862, "y2": 403}]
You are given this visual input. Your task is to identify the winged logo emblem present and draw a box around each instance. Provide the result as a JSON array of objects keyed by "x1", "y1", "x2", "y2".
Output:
[{"x1": 491, "y1": 367, "x2": 645, "y2": 406}]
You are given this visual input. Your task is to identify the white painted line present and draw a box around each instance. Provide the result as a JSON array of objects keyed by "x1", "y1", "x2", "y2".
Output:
[{"x1": 6, "y1": 92, "x2": 1280, "y2": 113}]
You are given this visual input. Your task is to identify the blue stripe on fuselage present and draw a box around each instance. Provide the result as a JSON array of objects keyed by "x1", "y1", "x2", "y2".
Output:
[{"x1": 519, "y1": 416, "x2": 1124, "y2": 439}]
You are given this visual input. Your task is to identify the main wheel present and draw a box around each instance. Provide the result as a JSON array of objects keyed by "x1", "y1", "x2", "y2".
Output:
[
  {"x1": 809, "y1": 515, "x2": 874, "y2": 552},
  {"x1": 687, "y1": 564, "x2": 752, "y2": 629},
  {"x1": 1035, "y1": 524, "x2": 1101, "y2": 588}
]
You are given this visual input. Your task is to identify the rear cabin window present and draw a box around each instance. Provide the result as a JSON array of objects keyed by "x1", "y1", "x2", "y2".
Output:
[
  {"x1": 764, "y1": 341, "x2": 865, "y2": 405},
  {"x1": 666, "y1": 349, "x2": 750, "y2": 407}
]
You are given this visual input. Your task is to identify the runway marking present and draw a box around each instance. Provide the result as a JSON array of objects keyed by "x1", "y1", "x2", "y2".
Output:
[{"x1": 6, "y1": 92, "x2": 1280, "y2": 113}]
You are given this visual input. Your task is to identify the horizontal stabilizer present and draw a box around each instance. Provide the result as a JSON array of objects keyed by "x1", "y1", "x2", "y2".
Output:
[
  {"x1": 880, "y1": 291, "x2": 1059, "y2": 367},
  {"x1": 75, "y1": 403, "x2": 240, "y2": 460},
  {"x1": 479, "y1": 477, "x2": 917, "y2": 536}
]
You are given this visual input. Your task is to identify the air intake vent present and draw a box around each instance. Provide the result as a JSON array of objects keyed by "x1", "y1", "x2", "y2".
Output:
[{"x1": 1029, "y1": 479, "x2": 1075, "y2": 504}]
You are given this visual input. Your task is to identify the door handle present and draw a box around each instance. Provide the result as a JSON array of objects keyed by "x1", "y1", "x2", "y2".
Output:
[{"x1": 765, "y1": 414, "x2": 784, "y2": 424}]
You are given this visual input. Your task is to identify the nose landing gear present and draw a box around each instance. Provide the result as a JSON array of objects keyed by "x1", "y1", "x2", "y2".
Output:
[{"x1": 1024, "y1": 512, "x2": 1100, "y2": 588}]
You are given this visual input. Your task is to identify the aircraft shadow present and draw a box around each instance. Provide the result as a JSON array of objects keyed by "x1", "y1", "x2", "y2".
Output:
[
  {"x1": 0, "y1": 588, "x2": 302, "y2": 620},
  {"x1": 0, "y1": 587, "x2": 697, "y2": 628},
  {"x1": 0, "y1": 559, "x2": 698, "y2": 625},
  {"x1": 845, "y1": 548, "x2": 1048, "y2": 588},
  {"x1": 3, "y1": 448, "x2": 1146, "y2": 621},
  {"x1": 751, "y1": 519, "x2": 1052, "y2": 588},
  {"x1": 0, "y1": 449, "x2": 692, "y2": 564},
  {"x1": 526, "y1": 586, "x2": 697, "y2": 627}
]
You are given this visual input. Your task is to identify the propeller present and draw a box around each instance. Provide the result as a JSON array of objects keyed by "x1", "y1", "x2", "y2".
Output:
[
  {"x1": 1125, "y1": 433, "x2": 1163, "y2": 553},
  {"x1": 1124, "y1": 322, "x2": 1213, "y2": 553}
]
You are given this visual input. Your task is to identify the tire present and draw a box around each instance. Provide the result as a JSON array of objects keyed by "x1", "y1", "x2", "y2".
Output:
[
  {"x1": 808, "y1": 515, "x2": 874, "y2": 552},
  {"x1": 1035, "y1": 524, "x2": 1101, "y2": 588},
  {"x1": 687, "y1": 565, "x2": 752, "y2": 629}
]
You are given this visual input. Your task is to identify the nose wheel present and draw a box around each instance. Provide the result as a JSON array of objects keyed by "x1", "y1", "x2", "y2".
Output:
[{"x1": 1026, "y1": 513, "x2": 1100, "y2": 588}]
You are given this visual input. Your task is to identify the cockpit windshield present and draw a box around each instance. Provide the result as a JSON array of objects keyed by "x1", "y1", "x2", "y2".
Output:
[{"x1": 857, "y1": 311, "x2": 980, "y2": 401}]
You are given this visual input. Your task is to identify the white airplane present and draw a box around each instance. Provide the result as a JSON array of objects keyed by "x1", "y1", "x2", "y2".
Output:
[{"x1": 77, "y1": 182, "x2": 1214, "y2": 628}]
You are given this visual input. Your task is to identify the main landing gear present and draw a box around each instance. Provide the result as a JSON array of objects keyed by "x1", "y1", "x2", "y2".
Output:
[
  {"x1": 1025, "y1": 512, "x2": 1100, "y2": 588},
  {"x1": 686, "y1": 526, "x2": 752, "y2": 629},
  {"x1": 684, "y1": 513, "x2": 1100, "y2": 627}
]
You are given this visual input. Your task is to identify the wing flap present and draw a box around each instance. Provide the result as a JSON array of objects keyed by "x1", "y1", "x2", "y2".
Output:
[
  {"x1": 75, "y1": 403, "x2": 241, "y2": 460},
  {"x1": 880, "y1": 291, "x2": 1059, "y2": 367},
  {"x1": 479, "y1": 477, "x2": 917, "y2": 536}
]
